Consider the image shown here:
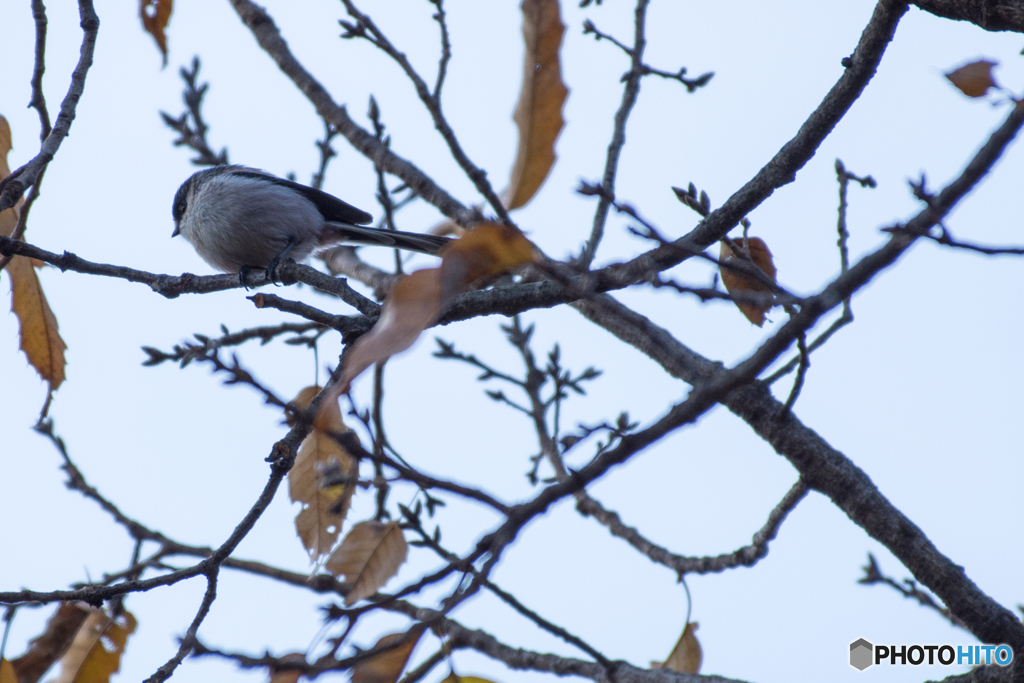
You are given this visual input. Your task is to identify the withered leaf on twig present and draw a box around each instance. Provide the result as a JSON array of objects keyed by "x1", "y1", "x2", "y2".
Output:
[
  {"x1": 719, "y1": 237, "x2": 777, "y2": 327},
  {"x1": 350, "y1": 625, "x2": 426, "y2": 683},
  {"x1": 140, "y1": 0, "x2": 174, "y2": 66},
  {"x1": 318, "y1": 222, "x2": 542, "y2": 420},
  {"x1": 8, "y1": 602, "x2": 90, "y2": 683},
  {"x1": 1, "y1": 114, "x2": 67, "y2": 391},
  {"x1": 288, "y1": 386, "x2": 357, "y2": 562},
  {"x1": 505, "y1": 0, "x2": 569, "y2": 210},
  {"x1": 651, "y1": 621, "x2": 702, "y2": 674},
  {"x1": 53, "y1": 609, "x2": 137, "y2": 683},
  {"x1": 945, "y1": 59, "x2": 998, "y2": 98},
  {"x1": 326, "y1": 520, "x2": 408, "y2": 605}
]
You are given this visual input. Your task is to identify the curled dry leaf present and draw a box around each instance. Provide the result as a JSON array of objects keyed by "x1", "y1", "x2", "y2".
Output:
[
  {"x1": 139, "y1": 0, "x2": 174, "y2": 66},
  {"x1": 326, "y1": 520, "x2": 408, "y2": 605},
  {"x1": 288, "y1": 386, "x2": 357, "y2": 562},
  {"x1": 945, "y1": 59, "x2": 998, "y2": 98},
  {"x1": 317, "y1": 222, "x2": 542, "y2": 422},
  {"x1": 351, "y1": 625, "x2": 426, "y2": 683},
  {"x1": 719, "y1": 237, "x2": 777, "y2": 327},
  {"x1": 1, "y1": 115, "x2": 67, "y2": 390},
  {"x1": 506, "y1": 0, "x2": 568, "y2": 210},
  {"x1": 339, "y1": 268, "x2": 445, "y2": 393},
  {"x1": 9, "y1": 602, "x2": 90, "y2": 683},
  {"x1": 438, "y1": 222, "x2": 543, "y2": 303},
  {"x1": 651, "y1": 622, "x2": 702, "y2": 674},
  {"x1": 54, "y1": 609, "x2": 137, "y2": 683}
]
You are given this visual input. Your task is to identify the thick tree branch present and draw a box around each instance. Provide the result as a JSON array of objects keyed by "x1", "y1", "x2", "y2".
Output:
[{"x1": 912, "y1": 0, "x2": 1024, "y2": 32}]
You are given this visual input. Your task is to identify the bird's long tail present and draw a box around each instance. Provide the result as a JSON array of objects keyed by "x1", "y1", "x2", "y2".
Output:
[{"x1": 320, "y1": 222, "x2": 452, "y2": 255}]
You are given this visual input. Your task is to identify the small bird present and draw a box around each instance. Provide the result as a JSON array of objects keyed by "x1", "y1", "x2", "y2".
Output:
[{"x1": 171, "y1": 165, "x2": 450, "y2": 276}]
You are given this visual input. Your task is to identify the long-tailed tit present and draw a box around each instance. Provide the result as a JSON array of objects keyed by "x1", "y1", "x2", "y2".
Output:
[{"x1": 171, "y1": 165, "x2": 450, "y2": 276}]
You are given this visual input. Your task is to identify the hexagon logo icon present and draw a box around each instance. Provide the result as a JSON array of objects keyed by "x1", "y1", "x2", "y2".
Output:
[{"x1": 850, "y1": 638, "x2": 873, "y2": 671}]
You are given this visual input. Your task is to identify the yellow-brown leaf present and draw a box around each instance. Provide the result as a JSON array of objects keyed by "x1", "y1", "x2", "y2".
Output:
[
  {"x1": 1, "y1": 113, "x2": 19, "y2": 239},
  {"x1": 351, "y1": 625, "x2": 425, "y2": 683},
  {"x1": 326, "y1": 520, "x2": 408, "y2": 605},
  {"x1": 9, "y1": 254, "x2": 67, "y2": 388},
  {"x1": 0, "y1": 115, "x2": 13, "y2": 175},
  {"x1": 1, "y1": 114, "x2": 20, "y2": 239},
  {"x1": 652, "y1": 622, "x2": 702, "y2": 674},
  {"x1": 140, "y1": 0, "x2": 173, "y2": 66},
  {"x1": 0, "y1": 659, "x2": 16, "y2": 683},
  {"x1": 945, "y1": 59, "x2": 998, "y2": 98},
  {"x1": 337, "y1": 267, "x2": 444, "y2": 394},
  {"x1": 719, "y1": 237, "x2": 777, "y2": 327},
  {"x1": 288, "y1": 386, "x2": 357, "y2": 560},
  {"x1": 9, "y1": 603, "x2": 90, "y2": 683},
  {"x1": 54, "y1": 609, "x2": 136, "y2": 683},
  {"x1": 437, "y1": 221, "x2": 542, "y2": 304},
  {"x1": 506, "y1": 0, "x2": 568, "y2": 210},
  {"x1": 320, "y1": 222, "x2": 541, "y2": 406}
]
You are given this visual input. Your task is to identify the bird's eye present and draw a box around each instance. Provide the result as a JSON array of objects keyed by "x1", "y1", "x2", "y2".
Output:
[{"x1": 175, "y1": 201, "x2": 187, "y2": 216}]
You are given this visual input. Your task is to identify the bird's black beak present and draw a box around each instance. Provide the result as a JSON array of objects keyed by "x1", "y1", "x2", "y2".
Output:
[{"x1": 172, "y1": 225, "x2": 180, "y2": 237}]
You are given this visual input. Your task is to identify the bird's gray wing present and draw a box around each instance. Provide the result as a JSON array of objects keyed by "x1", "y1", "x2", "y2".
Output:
[{"x1": 230, "y1": 170, "x2": 374, "y2": 225}]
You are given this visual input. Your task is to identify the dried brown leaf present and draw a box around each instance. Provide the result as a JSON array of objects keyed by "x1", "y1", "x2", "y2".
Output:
[
  {"x1": 651, "y1": 622, "x2": 702, "y2": 674},
  {"x1": 315, "y1": 223, "x2": 543, "y2": 421},
  {"x1": 326, "y1": 520, "x2": 408, "y2": 605},
  {"x1": 719, "y1": 237, "x2": 777, "y2": 327},
  {"x1": 350, "y1": 625, "x2": 425, "y2": 683},
  {"x1": 139, "y1": 0, "x2": 173, "y2": 66},
  {"x1": 337, "y1": 222, "x2": 540, "y2": 387},
  {"x1": 506, "y1": 0, "x2": 568, "y2": 210},
  {"x1": 436, "y1": 221, "x2": 543, "y2": 305},
  {"x1": 945, "y1": 59, "x2": 998, "y2": 98},
  {"x1": 337, "y1": 267, "x2": 445, "y2": 394},
  {"x1": 9, "y1": 256, "x2": 67, "y2": 389},
  {"x1": 9, "y1": 602, "x2": 90, "y2": 683},
  {"x1": 289, "y1": 386, "x2": 356, "y2": 560},
  {"x1": 0, "y1": 115, "x2": 13, "y2": 174},
  {"x1": 1, "y1": 115, "x2": 66, "y2": 389},
  {"x1": 1, "y1": 115, "x2": 21, "y2": 241},
  {"x1": 53, "y1": 609, "x2": 136, "y2": 683},
  {"x1": 0, "y1": 659, "x2": 16, "y2": 683}
]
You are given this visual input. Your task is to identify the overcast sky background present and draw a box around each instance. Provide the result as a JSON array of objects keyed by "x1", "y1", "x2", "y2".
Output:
[{"x1": 1, "y1": 1, "x2": 1022, "y2": 682}]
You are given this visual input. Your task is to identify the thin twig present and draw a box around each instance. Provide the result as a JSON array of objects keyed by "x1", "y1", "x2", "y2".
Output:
[
  {"x1": 778, "y1": 331, "x2": 809, "y2": 417},
  {"x1": 311, "y1": 118, "x2": 339, "y2": 190},
  {"x1": 143, "y1": 571, "x2": 219, "y2": 683},
  {"x1": 577, "y1": 0, "x2": 650, "y2": 268},
  {"x1": 340, "y1": 0, "x2": 512, "y2": 223},
  {"x1": 0, "y1": 0, "x2": 99, "y2": 214},
  {"x1": 429, "y1": 0, "x2": 452, "y2": 98},
  {"x1": 29, "y1": 0, "x2": 52, "y2": 138},
  {"x1": 858, "y1": 553, "x2": 968, "y2": 630},
  {"x1": 160, "y1": 57, "x2": 229, "y2": 167}
]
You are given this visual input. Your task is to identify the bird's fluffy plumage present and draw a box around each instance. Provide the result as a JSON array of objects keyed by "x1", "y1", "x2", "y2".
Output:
[{"x1": 172, "y1": 165, "x2": 450, "y2": 273}]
